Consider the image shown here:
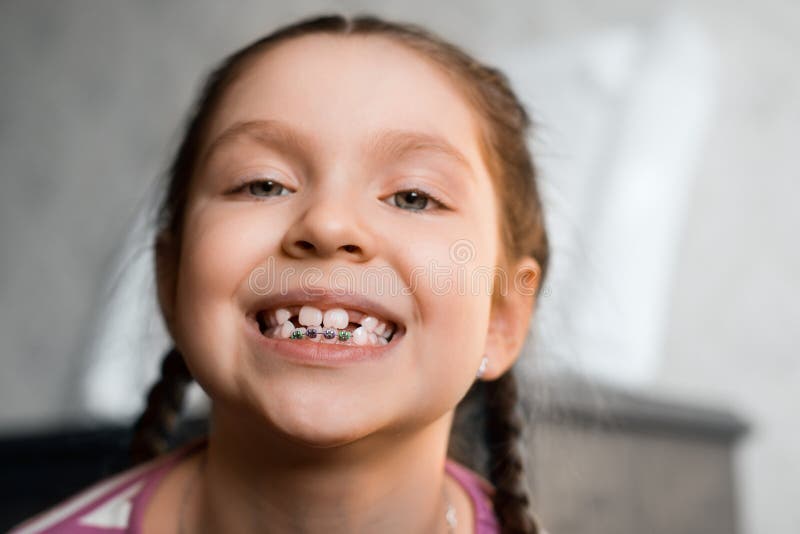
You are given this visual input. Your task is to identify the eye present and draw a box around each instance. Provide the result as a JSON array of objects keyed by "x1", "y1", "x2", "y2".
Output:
[
  {"x1": 386, "y1": 189, "x2": 447, "y2": 212},
  {"x1": 248, "y1": 179, "x2": 289, "y2": 197},
  {"x1": 233, "y1": 178, "x2": 293, "y2": 199}
]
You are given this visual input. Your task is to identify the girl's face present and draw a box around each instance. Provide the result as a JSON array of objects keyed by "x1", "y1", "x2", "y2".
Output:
[{"x1": 159, "y1": 35, "x2": 529, "y2": 447}]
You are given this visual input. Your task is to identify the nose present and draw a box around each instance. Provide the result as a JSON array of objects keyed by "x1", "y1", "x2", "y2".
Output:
[{"x1": 281, "y1": 186, "x2": 377, "y2": 262}]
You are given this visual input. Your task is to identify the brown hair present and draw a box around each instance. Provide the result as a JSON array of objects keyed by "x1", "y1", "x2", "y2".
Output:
[{"x1": 130, "y1": 13, "x2": 549, "y2": 534}]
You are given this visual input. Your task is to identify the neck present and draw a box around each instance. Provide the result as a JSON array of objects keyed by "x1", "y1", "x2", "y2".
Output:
[{"x1": 189, "y1": 403, "x2": 457, "y2": 534}]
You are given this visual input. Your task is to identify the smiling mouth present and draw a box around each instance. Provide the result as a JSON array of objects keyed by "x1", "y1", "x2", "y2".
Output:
[{"x1": 255, "y1": 305, "x2": 400, "y2": 346}]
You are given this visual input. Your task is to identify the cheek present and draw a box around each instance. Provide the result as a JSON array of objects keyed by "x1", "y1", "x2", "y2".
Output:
[
  {"x1": 397, "y1": 222, "x2": 497, "y2": 390},
  {"x1": 172, "y1": 203, "x2": 284, "y2": 389}
]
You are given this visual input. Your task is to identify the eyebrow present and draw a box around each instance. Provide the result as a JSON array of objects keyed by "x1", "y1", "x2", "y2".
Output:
[{"x1": 201, "y1": 119, "x2": 475, "y2": 178}]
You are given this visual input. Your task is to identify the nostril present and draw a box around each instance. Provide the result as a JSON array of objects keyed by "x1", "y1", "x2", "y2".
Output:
[
  {"x1": 342, "y1": 244, "x2": 358, "y2": 253},
  {"x1": 297, "y1": 240, "x2": 314, "y2": 250}
]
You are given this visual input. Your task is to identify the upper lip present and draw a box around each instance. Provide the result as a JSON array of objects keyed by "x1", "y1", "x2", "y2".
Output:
[{"x1": 247, "y1": 287, "x2": 406, "y2": 328}]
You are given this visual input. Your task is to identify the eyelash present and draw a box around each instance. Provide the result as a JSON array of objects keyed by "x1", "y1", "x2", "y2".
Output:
[
  {"x1": 389, "y1": 188, "x2": 449, "y2": 212},
  {"x1": 230, "y1": 178, "x2": 450, "y2": 212},
  {"x1": 230, "y1": 178, "x2": 292, "y2": 198}
]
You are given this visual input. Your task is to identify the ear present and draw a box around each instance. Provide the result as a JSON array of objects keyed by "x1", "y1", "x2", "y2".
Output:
[
  {"x1": 155, "y1": 229, "x2": 179, "y2": 342},
  {"x1": 481, "y1": 256, "x2": 542, "y2": 380}
]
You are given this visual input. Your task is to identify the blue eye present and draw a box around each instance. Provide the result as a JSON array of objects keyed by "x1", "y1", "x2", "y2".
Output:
[{"x1": 388, "y1": 189, "x2": 446, "y2": 212}]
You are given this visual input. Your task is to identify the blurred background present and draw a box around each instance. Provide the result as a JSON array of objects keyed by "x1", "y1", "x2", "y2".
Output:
[{"x1": 1, "y1": 1, "x2": 797, "y2": 533}]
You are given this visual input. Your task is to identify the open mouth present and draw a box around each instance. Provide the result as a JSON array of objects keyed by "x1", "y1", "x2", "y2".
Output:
[{"x1": 255, "y1": 304, "x2": 401, "y2": 346}]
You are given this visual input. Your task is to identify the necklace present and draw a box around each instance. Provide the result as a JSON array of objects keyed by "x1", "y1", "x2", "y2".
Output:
[{"x1": 178, "y1": 454, "x2": 457, "y2": 533}]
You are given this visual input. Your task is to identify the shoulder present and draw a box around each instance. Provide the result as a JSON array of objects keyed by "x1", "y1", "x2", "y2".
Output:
[
  {"x1": 444, "y1": 458, "x2": 552, "y2": 534},
  {"x1": 7, "y1": 438, "x2": 205, "y2": 534},
  {"x1": 7, "y1": 460, "x2": 159, "y2": 533},
  {"x1": 444, "y1": 458, "x2": 500, "y2": 533}
]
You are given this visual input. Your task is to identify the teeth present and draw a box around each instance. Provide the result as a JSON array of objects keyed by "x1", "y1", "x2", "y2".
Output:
[
  {"x1": 304, "y1": 326, "x2": 321, "y2": 343},
  {"x1": 267, "y1": 322, "x2": 395, "y2": 347},
  {"x1": 320, "y1": 327, "x2": 338, "y2": 344},
  {"x1": 361, "y1": 316, "x2": 379, "y2": 332},
  {"x1": 323, "y1": 308, "x2": 349, "y2": 329},
  {"x1": 280, "y1": 320, "x2": 295, "y2": 339},
  {"x1": 347, "y1": 310, "x2": 365, "y2": 323},
  {"x1": 261, "y1": 304, "x2": 398, "y2": 346},
  {"x1": 382, "y1": 325, "x2": 394, "y2": 339},
  {"x1": 352, "y1": 326, "x2": 368, "y2": 345},
  {"x1": 274, "y1": 308, "x2": 291, "y2": 326},
  {"x1": 291, "y1": 327, "x2": 307, "y2": 340},
  {"x1": 299, "y1": 306, "x2": 323, "y2": 327}
]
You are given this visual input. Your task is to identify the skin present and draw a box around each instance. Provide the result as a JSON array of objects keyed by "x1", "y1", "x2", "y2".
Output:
[{"x1": 151, "y1": 34, "x2": 541, "y2": 534}]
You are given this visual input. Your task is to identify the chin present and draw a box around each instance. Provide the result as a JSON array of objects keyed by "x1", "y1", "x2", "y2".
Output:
[
  {"x1": 255, "y1": 384, "x2": 387, "y2": 449},
  {"x1": 265, "y1": 408, "x2": 381, "y2": 450},
  {"x1": 276, "y1": 422, "x2": 370, "y2": 449}
]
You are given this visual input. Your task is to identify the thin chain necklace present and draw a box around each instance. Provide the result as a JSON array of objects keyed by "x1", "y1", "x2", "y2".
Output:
[{"x1": 177, "y1": 454, "x2": 457, "y2": 533}]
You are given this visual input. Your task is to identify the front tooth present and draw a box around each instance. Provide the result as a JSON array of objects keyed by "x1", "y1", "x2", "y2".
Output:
[
  {"x1": 274, "y1": 308, "x2": 291, "y2": 326},
  {"x1": 280, "y1": 320, "x2": 295, "y2": 339},
  {"x1": 299, "y1": 305, "x2": 323, "y2": 327},
  {"x1": 352, "y1": 326, "x2": 369, "y2": 345},
  {"x1": 323, "y1": 308, "x2": 349, "y2": 329},
  {"x1": 361, "y1": 316, "x2": 378, "y2": 332}
]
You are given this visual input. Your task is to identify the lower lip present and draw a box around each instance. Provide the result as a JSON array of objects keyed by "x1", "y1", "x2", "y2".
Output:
[{"x1": 245, "y1": 315, "x2": 403, "y2": 367}]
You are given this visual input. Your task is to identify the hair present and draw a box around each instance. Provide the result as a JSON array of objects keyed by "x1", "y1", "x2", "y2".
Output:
[{"x1": 130, "y1": 13, "x2": 550, "y2": 534}]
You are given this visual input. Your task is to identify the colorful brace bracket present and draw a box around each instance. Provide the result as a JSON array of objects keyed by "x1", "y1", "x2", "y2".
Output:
[{"x1": 290, "y1": 327, "x2": 352, "y2": 341}]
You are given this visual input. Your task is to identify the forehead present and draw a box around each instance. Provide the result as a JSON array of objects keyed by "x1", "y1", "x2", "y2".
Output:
[{"x1": 202, "y1": 34, "x2": 487, "y2": 174}]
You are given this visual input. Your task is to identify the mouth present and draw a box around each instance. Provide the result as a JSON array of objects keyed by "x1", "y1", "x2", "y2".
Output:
[
  {"x1": 254, "y1": 304, "x2": 401, "y2": 346},
  {"x1": 244, "y1": 294, "x2": 407, "y2": 365}
]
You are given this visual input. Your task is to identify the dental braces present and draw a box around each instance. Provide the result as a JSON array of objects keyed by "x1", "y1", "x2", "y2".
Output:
[{"x1": 289, "y1": 327, "x2": 352, "y2": 342}]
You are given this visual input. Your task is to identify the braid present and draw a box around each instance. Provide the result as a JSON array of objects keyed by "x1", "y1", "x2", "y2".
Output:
[
  {"x1": 484, "y1": 369, "x2": 540, "y2": 534},
  {"x1": 129, "y1": 346, "x2": 193, "y2": 464}
]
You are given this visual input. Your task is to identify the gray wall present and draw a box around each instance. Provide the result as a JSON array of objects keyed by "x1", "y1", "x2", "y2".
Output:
[{"x1": 1, "y1": 1, "x2": 798, "y2": 533}]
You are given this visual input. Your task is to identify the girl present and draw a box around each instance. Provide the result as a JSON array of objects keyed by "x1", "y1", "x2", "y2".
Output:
[{"x1": 11, "y1": 12, "x2": 550, "y2": 534}]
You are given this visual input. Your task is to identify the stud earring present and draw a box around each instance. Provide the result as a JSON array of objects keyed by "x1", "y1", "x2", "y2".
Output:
[{"x1": 476, "y1": 354, "x2": 489, "y2": 379}]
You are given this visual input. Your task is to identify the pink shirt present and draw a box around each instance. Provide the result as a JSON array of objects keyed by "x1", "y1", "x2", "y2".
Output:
[{"x1": 9, "y1": 436, "x2": 500, "y2": 533}]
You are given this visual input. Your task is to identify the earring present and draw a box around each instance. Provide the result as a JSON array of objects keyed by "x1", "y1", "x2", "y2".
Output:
[{"x1": 476, "y1": 354, "x2": 489, "y2": 379}]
